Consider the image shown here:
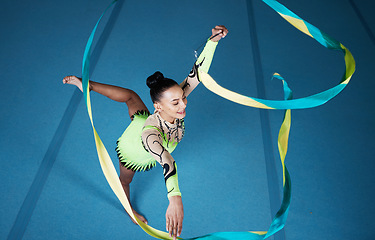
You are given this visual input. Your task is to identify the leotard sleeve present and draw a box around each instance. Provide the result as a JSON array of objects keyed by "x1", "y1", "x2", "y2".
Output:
[
  {"x1": 180, "y1": 40, "x2": 219, "y2": 97},
  {"x1": 141, "y1": 127, "x2": 181, "y2": 199}
]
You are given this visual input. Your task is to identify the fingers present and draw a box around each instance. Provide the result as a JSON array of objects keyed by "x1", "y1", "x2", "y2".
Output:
[
  {"x1": 177, "y1": 220, "x2": 182, "y2": 238},
  {"x1": 166, "y1": 217, "x2": 182, "y2": 239},
  {"x1": 214, "y1": 25, "x2": 228, "y2": 38},
  {"x1": 166, "y1": 217, "x2": 172, "y2": 237},
  {"x1": 173, "y1": 224, "x2": 178, "y2": 240},
  {"x1": 166, "y1": 218, "x2": 177, "y2": 238},
  {"x1": 210, "y1": 25, "x2": 229, "y2": 41}
]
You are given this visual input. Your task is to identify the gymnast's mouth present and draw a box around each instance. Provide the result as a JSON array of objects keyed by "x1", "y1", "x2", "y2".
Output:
[{"x1": 177, "y1": 109, "x2": 186, "y2": 115}]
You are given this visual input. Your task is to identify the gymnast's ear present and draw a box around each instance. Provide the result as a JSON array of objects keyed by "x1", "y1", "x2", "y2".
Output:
[{"x1": 154, "y1": 102, "x2": 162, "y2": 113}]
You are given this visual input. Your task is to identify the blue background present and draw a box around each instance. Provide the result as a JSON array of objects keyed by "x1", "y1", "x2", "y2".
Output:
[{"x1": 1, "y1": 0, "x2": 374, "y2": 239}]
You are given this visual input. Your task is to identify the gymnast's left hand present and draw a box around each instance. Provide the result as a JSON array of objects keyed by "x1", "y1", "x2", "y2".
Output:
[{"x1": 166, "y1": 196, "x2": 184, "y2": 239}]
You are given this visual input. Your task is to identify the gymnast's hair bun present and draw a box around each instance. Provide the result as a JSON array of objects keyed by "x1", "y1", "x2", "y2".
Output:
[{"x1": 147, "y1": 71, "x2": 164, "y2": 89}]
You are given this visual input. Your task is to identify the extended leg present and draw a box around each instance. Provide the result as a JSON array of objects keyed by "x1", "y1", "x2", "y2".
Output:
[{"x1": 63, "y1": 76, "x2": 149, "y2": 118}]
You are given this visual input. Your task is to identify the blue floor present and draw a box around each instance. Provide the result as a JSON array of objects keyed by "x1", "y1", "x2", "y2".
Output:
[{"x1": 1, "y1": 0, "x2": 375, "y2": 239}]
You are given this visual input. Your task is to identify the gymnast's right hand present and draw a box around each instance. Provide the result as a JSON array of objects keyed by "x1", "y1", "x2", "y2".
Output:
[{"x1": 166, "y1": 196, "x2": 184, "y2": 240}]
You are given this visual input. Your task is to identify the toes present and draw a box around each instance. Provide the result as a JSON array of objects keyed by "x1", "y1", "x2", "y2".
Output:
[{"x1": 138, "y1": 215, "x2": 148, "y2": 224}]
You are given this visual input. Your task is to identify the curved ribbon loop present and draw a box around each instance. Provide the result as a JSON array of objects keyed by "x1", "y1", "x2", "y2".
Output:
[
  {"x1": 185, "y1": 75, "x2": 292, "y2": 240},
  {"x1": 198, "y1": 0, "x2": 355, "y2": 110}
]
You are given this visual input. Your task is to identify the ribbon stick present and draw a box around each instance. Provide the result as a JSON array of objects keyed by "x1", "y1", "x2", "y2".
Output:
[{"x1": 198, "y1": 0, "x2": 355, "y2": 110}]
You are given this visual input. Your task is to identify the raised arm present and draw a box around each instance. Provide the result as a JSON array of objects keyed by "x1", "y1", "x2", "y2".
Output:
[{"x1": 180, "y1": 25, "x2": 228, "y2": 97}]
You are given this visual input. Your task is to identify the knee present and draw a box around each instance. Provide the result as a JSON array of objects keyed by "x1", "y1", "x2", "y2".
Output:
[
  {"x1": 119, "y1": 171, "x2": 134, "y2": 186},
  {"x1": 119, "y1": 161, "x2": 136, "y2": 186},
  {"x1": 124, "y1": 90, "x2": 138, "y2": 104}
]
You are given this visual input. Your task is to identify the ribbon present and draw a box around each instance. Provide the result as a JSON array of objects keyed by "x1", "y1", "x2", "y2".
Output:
[
  {"x1": 198, "y1": 0, "x2": 355, "y2": 110},
  {"x1": 82, "y1": 1, "x2": 173, "y2": 239},
  {"x1": 80, "y1": 0, "x2": 353, "y2": 239},
  {"x1": 185, "y1": 74, "x2": 292, "y2": 240}
]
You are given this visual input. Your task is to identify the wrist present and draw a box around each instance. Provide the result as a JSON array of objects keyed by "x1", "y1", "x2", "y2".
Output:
[
  {"x1": 207, "y1": 39, "x2": 219, "y2": 46},
  {"x1": 168, "y1": 195, "x2": 182, "y2": 203}
]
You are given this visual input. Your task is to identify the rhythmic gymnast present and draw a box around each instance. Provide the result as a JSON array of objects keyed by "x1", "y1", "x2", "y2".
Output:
[{"x1": 63, "y1": 25, "x2": 228, "y2": 239}]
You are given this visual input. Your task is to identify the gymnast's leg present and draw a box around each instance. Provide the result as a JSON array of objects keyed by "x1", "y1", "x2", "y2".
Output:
[
  {"x1": 63, "y1": 75, "x2": 148, "y2": 224},
  {"x1": 62, "y1": 75, "x2": 148, "y2": 118},
  {"x1": 119, "y1": 162, "x2": 148, "y2": 225}
]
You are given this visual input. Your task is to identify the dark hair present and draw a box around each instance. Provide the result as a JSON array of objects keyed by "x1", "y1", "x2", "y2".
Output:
[{"x1": 146, "y1": 71, "x2": 179, "y2": 103}]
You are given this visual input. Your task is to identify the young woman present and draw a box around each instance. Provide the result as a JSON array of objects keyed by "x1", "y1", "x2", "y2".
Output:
[{"x1": 63, "y1": 25, "x2": 228, "y2": 239}]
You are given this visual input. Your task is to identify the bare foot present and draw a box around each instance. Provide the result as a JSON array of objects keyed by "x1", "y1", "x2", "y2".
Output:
[
  {"x1": 131, "y1": 209, "x2": 148, "y2": 225},
  {"x1": 62, "y1": 75, "x2": 84, "y2": 92}
]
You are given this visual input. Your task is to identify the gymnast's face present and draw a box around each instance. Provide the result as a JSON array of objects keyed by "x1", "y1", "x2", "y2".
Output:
[{"x1": 155, "y1": 85, "x2": 187, "y2": 123}]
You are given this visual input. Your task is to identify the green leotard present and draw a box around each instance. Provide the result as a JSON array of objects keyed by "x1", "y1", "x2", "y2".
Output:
[{"x1": 116, "y1": 40, "x2": 218, "y2": 198}]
